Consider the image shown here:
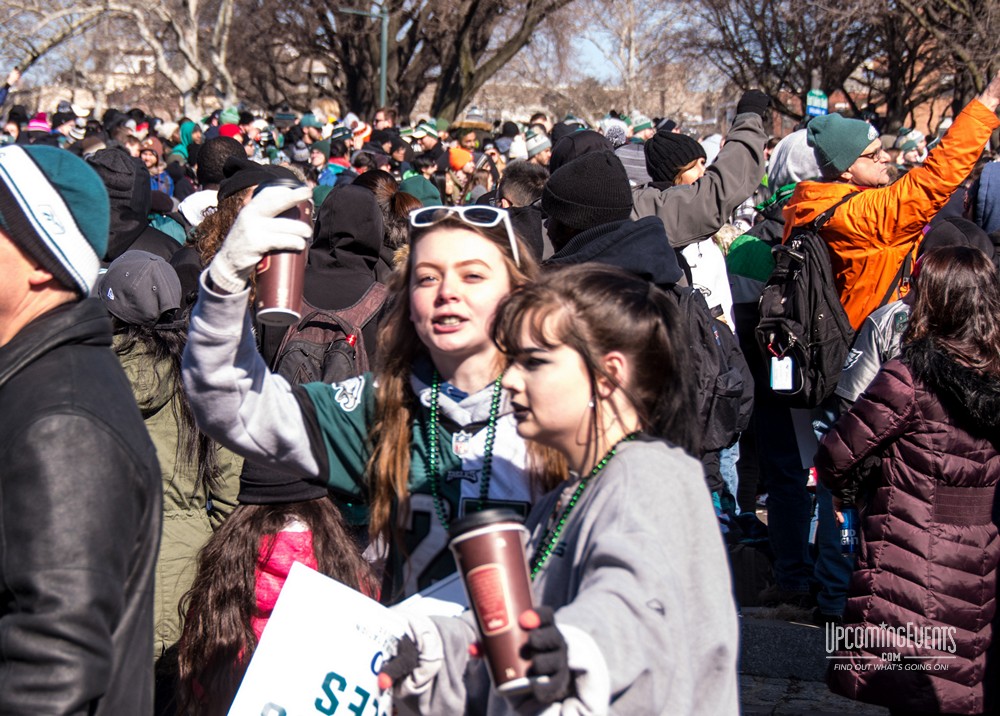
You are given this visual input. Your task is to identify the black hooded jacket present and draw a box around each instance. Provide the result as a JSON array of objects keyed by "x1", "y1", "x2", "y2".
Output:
[
  {"x1": 545, "y1": 216, "x2": 684, "y2": 288},
  {"x1": 87, "y1": 147, "x2": 178, "y2": 262},
  {"x1": 259, "y1": 184, "x2": 389, "y2": 365}
]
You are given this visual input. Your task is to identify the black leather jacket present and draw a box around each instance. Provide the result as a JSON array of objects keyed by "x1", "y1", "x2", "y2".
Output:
[{"x1": 0, "y1": 298, "x2": 161, "y2": 715}]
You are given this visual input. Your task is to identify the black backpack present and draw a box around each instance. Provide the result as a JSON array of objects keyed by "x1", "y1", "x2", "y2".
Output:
[
  {"x1": 270, "y1": 282, "x2": 389, "y2": 384},
  {"x1": 755, "y1": 194, "x2": 856, "y2": 408},
  {"x1": 671, "y1": 285, "x2": 754, "y2": 454}
]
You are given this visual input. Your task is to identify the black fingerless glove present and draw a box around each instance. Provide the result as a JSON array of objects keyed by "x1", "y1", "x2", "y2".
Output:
[
  {"x1": 378, "y1": 634, "x2": 419, "y2": 688},
  {"x1": 736, "y1": 90, "x2": 771, "y2": 119},
  {"x1": 521, "y1": 606, "x2": 572, "y2": 703}
]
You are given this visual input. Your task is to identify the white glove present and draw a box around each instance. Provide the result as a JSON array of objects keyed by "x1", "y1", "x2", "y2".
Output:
[{"x1": 207, "y1": 184, "x2": 313, "y2": 294}]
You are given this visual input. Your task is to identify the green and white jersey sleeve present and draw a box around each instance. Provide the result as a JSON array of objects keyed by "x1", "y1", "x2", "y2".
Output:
[{"x1": 300, "y1": 373, "x2": 377, "y2": 502}]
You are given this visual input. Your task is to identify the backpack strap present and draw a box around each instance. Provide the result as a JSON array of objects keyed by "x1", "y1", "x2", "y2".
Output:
[
  {"x1": 811, "y1": 191, "x2": 860, "y2": 232},
  {"x1": 336, "y1": 282, "x2": 389, "y2": 330},
  {"x1": 877, "y1": 252, "x2": 912, "y2": 309},
  {"x1": 325, "y1": 282, "x2": 389, "y2": 374},
  {"x1": 811, "y1": 190, "x2": 910, "y2": 310}
]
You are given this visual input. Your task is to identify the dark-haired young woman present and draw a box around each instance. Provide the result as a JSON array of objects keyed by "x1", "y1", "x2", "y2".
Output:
[
  {"x1": 176, "y1": 468, "x2": 378, "y2": 715},
  {"x1": 99, "y1": 251, "x2": 242, "y2": 714},
  {"x1": 817, "y1": 246, "x2": 1000, "y2": 715},
  {"x1": 383, "y1": 264, "x2": 739, "y2": 715}
]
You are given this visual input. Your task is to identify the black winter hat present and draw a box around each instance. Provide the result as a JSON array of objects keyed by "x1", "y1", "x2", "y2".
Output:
[
  {"x1": 237, "y1": 459, "x2": 329, "y2": 505},
  {"x1": 550, "y1": 122, "x2": 578, "y2": 146},
  {"x1": 7, "y1": 104, "x2": 29, "y2": 126},
  {"x1": 919, "y1": 217, "x2": 994, "y2": 258},
  {"x1": 217, "y1": 156, "x2": 299, "y2": 201},
  {"x1": 644, "y1": 131, "x2": 706, "y2": 184},
  {"x1": 548, "y1": 130, "x2": 614, "y2": 174},
  {"x1": 542, "y1": 150, "x2": 633, "y2": 230},
  {"x1": 500, "y1": 121, "x2": 520, "y2": 138},
  {"x1": 51, "y1": 111, "x2": 75, "y2": 129}
]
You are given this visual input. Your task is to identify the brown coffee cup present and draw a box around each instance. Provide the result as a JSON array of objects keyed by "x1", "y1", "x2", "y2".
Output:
[
  {"x1": 449, "y1": 509, "x2": 535, "y2": 695},
  {"x1": 252, "y1": 180, "x2": 313, "y2": 326},
  {"x1": 255, "y1": 249, "x2": 307, "y2": 325}
]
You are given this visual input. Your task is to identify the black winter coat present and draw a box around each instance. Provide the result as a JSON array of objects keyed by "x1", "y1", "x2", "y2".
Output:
[
  {"x1": 817, "y1": 338, "x2": 1000, "y2": 714},
  {"x1": 0, "y1": 299, "x2": 162, "y2": 715}
]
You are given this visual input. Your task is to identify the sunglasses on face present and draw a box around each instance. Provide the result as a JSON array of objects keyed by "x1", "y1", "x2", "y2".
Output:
[{"x1": 409, "y1": 205, "x2": 521, "y2": 268}]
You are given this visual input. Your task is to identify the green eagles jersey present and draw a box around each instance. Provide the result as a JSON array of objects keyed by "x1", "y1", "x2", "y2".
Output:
[{"x1": 301, "y1": 372, "x2": 533, "y2": 601}]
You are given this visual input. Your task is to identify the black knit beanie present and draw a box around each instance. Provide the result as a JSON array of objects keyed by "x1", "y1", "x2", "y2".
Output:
[
  {"x1": 549, "y1": 130, "x2": 614, "y2": 174},
  {"x1": 217, "y1": 156, "x2": 300, "y2": 201},
  {"x1": 542, "y1": 150, "x2": 633, "y2": 230},
  {"x1": 237, "y1": 459, "x2": 329, "y2": 505},
  {"x1": 644, "y1": 132, "x2": 706, "y2": 184}
]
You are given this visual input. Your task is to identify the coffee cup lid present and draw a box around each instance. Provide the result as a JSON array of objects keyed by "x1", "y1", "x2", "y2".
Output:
[{"x1": 449, "y1": 508, "x2": 524, "y2": 540}]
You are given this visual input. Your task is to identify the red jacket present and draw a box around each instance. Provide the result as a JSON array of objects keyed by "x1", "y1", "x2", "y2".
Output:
[{"x1": 783, "y1": 100, "x2": 999, "y2": 330}]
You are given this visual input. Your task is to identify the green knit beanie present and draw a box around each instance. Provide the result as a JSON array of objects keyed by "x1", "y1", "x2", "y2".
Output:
[
  {"x1": 806, "y1": 113, "x2": 879, "y2": 174},
  {"x1": 0, "y1": 145, "x2": 110, "y2": 295},
  {"x1": 219, "y1": 106, "x2": 240, "y2": 126},
  {"x1": 311, "y1": 139, "x2": 331, "y2": 161}
]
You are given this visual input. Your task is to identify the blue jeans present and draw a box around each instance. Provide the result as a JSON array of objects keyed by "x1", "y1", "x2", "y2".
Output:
[
  {"x1": 813, "y1": 482, "x2": 852, "y2": 615},
  {"x1": 756, "y1": 398, "x2": 813, "y2": 592},
  {"x1": 811, "y1": 403, "x2": 853, "y2": 616},
  {"x1": 719, "y1": 443, "x2": 741, "y2": 516}
]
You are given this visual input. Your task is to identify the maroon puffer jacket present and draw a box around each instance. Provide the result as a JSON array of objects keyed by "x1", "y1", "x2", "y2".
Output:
[{"x1": 816, "y1": 339, "x2": 1000, "y2": 714}]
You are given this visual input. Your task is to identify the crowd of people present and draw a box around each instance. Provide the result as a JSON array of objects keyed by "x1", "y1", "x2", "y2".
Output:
[{"x1": 1, "y1": 60, "x2": 1000, "y2": 715}]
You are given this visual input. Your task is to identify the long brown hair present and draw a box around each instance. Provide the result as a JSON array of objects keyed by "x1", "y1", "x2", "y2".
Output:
[
  {"x1": 903, "y1": 246, "x2": 1000, "y2": 375},
  {"x1": 366, "y1": 215, "x2": 554, "y2": 547},
  {"x1": 176, "y1": 498, "x2": 377, "y2": 716},
  {"x1": 493, "y1": 263, "x2": 699, "y2": 456},
  {"x1": 672, "y1": 158, "x2": 702, "y2": 185},
  {"x1": 191, "y1": 188, "x2": 254, "y2": 266},
  {"x1": 112, "y1": 316, "x2": 225, "y2": 494}
]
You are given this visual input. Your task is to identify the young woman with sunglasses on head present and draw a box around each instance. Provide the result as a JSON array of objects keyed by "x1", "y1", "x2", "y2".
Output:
[
  {"x1": 182, "y1": 187, "x2": 556, "y2": 602},
  {"x1": 382, "y1": 264, "x2": 739, "y2": 715}
]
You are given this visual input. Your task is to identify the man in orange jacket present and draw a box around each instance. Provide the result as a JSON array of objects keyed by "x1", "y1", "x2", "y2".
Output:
[{"x1": 784, "y1": 72, "x2": 1000, "y2": 330}]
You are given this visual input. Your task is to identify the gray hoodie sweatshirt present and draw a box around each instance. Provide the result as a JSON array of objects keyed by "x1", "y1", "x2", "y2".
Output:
[
  {"x1": 395, "y1": 438, "x2": 740, "y2": 715},
  {"x1": 631, "y1": 112, "x2": 767, "y2": 248}
]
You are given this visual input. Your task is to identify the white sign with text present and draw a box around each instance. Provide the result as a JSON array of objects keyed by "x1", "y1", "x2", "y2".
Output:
[{"x1": 228, "y1": 562, "x2": 406, "y2": 716}]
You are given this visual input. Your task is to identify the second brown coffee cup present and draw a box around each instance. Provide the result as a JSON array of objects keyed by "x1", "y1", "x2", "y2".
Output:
[{"x1": 449, "y1": 509, "x2": 535, "y2": 695}]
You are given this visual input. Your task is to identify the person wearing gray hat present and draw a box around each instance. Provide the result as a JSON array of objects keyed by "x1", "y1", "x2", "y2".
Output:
[
  {"x1": 100, "y1": 250, "x2": 183, "y2": 326},
  {"x1": 525, "y1": 129, "x2": 552, "y2": 166},
  {"x1": 100, "y1": 250, "x2": 244, "y2": 682}
]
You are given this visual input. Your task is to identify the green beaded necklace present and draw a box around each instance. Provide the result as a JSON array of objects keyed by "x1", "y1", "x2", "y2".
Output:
[
  {"x1": 425, "y1": 370, "x2": 504, "y2": 529},
  {"x1": 529, "y1": 432, "x2": 639, "y2": 580}
]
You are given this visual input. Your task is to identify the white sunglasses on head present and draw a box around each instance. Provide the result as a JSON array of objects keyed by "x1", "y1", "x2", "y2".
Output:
[{"x1": 408, "y1": 205, "x2": 521, "y2": 268}]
